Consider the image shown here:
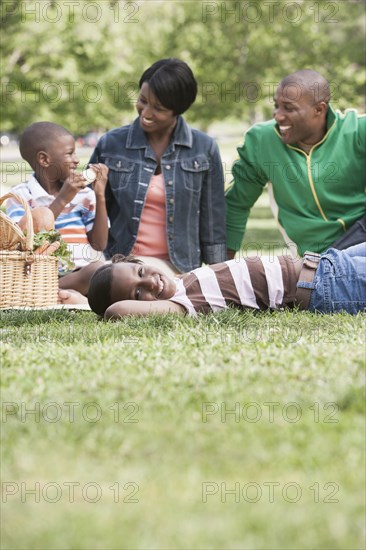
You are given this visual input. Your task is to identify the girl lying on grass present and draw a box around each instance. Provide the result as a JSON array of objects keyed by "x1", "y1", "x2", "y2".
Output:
[{"x1": 88, "y1": 243, "x2": 366, "y2": 319}]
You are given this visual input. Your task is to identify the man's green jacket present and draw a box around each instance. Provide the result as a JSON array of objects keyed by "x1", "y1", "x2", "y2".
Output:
[{"x1": 225, "y1": 105, "x2": 366, "y2": 256}]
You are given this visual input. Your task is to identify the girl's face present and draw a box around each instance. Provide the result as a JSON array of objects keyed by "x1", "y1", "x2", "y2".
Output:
[
  {"x1": 136, "y1": 82, "x2": 177, "y2": 134},
  {"x1": 111, "y1": 262, "x2": 177, "y2": 302}
]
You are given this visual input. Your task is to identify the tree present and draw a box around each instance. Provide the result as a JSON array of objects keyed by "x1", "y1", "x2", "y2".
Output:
[{"x1": 1, "y1": 0, "x2": 365, "y2": 133}]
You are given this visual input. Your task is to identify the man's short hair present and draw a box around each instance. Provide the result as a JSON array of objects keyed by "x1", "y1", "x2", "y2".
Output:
[{"x1": 279, "y1": 69, "x2": 330, "y2": 104}]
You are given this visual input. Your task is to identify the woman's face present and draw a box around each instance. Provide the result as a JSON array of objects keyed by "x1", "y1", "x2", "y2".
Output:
[{"x1": 136, "y1": 82, "x2": 177, "y2": 134}]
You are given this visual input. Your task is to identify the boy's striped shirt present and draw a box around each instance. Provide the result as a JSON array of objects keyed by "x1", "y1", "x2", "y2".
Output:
[
  {"x1": 6, "y1": 175, "x2": 97, "y2": 268},
  {"x1": 170, "y1": 257, "x2": 297, "y2": 316}
]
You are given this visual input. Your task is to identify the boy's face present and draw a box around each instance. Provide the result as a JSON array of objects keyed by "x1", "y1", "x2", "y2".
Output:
[
  {"x1": 45, "y1": 134, "x2": 79, "y2": 182},
  {"x1": 111, "y1": 262, "x2": 176, "y2": 302}
]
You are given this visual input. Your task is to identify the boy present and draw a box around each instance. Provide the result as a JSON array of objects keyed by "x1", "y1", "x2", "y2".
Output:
[
  {"x1": 87, "y1": 244, "x2": 366, "y2": 318},
  {"x1": 6, "y1": 122, "x2": 109, "y2": 302}
]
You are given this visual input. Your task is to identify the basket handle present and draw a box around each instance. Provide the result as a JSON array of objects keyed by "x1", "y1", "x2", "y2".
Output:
[{"x1": 0, "y1": 192, "x2": 34, "y2": 250}]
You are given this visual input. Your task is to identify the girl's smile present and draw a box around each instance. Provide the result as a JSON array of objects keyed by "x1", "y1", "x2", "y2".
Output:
[{"x1": 111, "y1": 262, "x2": 177, "y2": 303}]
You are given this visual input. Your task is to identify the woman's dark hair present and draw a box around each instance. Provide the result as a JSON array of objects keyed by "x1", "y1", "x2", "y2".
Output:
[
  {"x1": 139, "y1": 58, "x2": 197, "y2": 115},
  {"x1": 88, "y1": 255, "x2": 143, "y2": 316}
]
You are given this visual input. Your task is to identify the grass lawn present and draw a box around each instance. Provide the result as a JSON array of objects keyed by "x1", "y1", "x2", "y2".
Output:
[
  {"x1": 1, "y1": 309, "x2": 365, "y2": 549},
  {"x1": 1, "y1": 133, "x2": 365, "y2": 549}
]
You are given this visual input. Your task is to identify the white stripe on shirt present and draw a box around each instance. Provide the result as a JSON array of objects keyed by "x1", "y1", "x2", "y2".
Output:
[
  {"x1": 261, "y1": 256, "x2": 284, "y2": 308},
  {"x1": 227, "y1": 259, "x2": 258, "y2": 309},
  {"x1": 193, "y1": 265, "x2": 226, "y2": 311},
  {"x1": 171, "y1": 278, "x2": 196, "y2": 316}
]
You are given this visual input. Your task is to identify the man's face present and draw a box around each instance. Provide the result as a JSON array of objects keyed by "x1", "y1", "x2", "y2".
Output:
[{"x1": 273, "y1": 84, "x2": 326, "y2": 146}]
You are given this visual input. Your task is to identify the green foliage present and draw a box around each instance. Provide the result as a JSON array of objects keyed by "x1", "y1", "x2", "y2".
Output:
[
  {"x1": 32, "y1": 229, "x2": 74, "y2": 270},
  {"x1": 1, "y1": 0, "x2": 365, "y2": 133}
]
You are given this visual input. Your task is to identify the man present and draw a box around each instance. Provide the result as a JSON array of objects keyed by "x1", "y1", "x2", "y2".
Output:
[{"x1": 226, "y1": 69, "x2": 366, "y2": 257}]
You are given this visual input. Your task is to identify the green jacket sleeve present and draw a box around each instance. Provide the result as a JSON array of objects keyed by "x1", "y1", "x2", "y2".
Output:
[
  {"x1": 225, "y1": 127, "x2": 268, "y2": 251},
  {"x1": 357, "y1": 113, "x2": 366, "y2": 150}
]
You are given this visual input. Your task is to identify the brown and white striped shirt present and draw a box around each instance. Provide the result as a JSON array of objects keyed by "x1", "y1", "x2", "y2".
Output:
[{"x1": 170, "y1": 257, "x2": 298, "y2": 316}]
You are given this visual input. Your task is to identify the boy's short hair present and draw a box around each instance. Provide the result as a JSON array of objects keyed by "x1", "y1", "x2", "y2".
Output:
[
  {"x1": 139, "y1": 58, "x2": 197, "y2": 115},
  {"x1": 19, "y1": 122, "x2": 72, "y2": 169}
]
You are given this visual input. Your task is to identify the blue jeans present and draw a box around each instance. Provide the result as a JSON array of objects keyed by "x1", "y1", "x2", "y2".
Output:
[{"x1": 304, "y1": 243, "x2": 366, "y2": 314}]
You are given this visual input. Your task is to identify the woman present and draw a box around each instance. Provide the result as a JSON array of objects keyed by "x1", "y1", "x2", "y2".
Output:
[{"x1": 89, "y1": 58, "x2": 226, "y2": 275}]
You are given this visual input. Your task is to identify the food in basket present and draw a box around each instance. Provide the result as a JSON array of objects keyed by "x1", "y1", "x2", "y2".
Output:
[
  {"x1": 15, "y1": 204, "x2": 73, "y2": 269},
  {"x1": 0, "y1": 192, "x2": 60, "y2": 308},
  {"x1": 32, "y1": 229, "x2": 74, "y2": 270},
  {"x1": 18, "y1": 206, "x2": 55, "y2": 233},
  {"x1": 43, "y1": 241, "x2": 60, "y2": 255},
  {"x1": 33, "y1": 240, "x2": 50, "y2": 255}
]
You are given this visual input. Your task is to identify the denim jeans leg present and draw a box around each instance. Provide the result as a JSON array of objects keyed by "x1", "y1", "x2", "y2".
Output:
[{"x1": 308, "y1": 247, "x2": 366, "y2": 314}]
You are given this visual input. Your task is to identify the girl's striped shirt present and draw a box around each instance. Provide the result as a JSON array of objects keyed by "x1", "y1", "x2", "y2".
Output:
[{"x1": 170, "y1": 256, "x2": 298, "y2": 316}]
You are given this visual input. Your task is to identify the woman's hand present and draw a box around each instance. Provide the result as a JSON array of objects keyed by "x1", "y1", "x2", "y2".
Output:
[{"x1": 88, "y1": 163, "x2": 109, "y2": 198}]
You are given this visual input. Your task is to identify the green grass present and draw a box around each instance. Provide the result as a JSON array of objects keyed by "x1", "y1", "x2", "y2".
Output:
[
  {"x1": 1, "y1": 309, "x2": 365, "y2": 549},
  {"x1": 1, "y1": 132, "x2": 365, "y2": 549}
]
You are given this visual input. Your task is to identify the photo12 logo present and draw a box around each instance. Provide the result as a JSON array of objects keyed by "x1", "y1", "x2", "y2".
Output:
[
  {"x1": 201, "y1": 2, "x2": 339, "y2": 24},
  {"x1": 201, "y1": 401, "x2": 339, "y2": 424},
  {"x1": 1, "y1": 81, "x2": 140, "y2": 106},
  {"x1": 1, "y1": 1, "x2": 140, "y2": 24},
  {"x1": 2, "y1": 481, "x2": 140, "y2": 504},
  {"x1": 2, "y1": 401, "x2": 140, "y2": 424},
  {"x1": 202, "y1": 481, "x2": 340, "y2": 503}
]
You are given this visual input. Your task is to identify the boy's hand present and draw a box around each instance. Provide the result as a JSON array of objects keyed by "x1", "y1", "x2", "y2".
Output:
[
  {"x1": 58, "y1": 171, "x2": 88, "y2": 204},
  {"x1": 49, "y1": 171, "x2": 88, "y2": 218},
  {"x1": 88, "y1": 163, "x2": 109, "y2": 199}
]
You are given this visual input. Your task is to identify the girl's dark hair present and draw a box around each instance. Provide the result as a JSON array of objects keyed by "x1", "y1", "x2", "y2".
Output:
[
  {"x1": 139, "y1": 58, "x2": 197, "y2": 115},
  {"x1": 88, "y1": 255, "x2": 143, "y2": 316}
]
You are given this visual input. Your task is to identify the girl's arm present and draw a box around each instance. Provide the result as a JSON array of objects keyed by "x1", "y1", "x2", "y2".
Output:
[{"x1": 105, "y1": 300, "x2": 186, "y2": 319}]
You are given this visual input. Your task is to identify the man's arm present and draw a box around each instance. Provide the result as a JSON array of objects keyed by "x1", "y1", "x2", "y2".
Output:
[{"x1": 105, "y1": 300, "x2": 186, "y2": 319}]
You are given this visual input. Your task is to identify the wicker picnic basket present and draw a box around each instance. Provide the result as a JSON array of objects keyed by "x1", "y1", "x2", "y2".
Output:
[{"x1": 0, "y1": 192, "x2": 58, "y2": 308}]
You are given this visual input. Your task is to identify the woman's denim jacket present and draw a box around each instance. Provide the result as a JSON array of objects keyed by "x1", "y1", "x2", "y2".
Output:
[{"x1": 90, "y1": 116, "x2": 226, "y2": 272}]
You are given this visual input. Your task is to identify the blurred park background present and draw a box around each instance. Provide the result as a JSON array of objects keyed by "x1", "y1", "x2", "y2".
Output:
[{"x1": 1, "y1": 0, "x2": 365, "y2": 136}]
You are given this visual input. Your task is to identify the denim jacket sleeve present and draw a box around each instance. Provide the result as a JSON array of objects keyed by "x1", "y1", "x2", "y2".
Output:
[{"x1": 199, "y1": 138, "x2": 227, "y2": 264}]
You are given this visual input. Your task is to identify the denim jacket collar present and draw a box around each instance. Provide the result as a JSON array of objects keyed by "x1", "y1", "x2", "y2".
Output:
[{"x1": 126, "y1": 115, "x2": 193, "y2": 153}]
